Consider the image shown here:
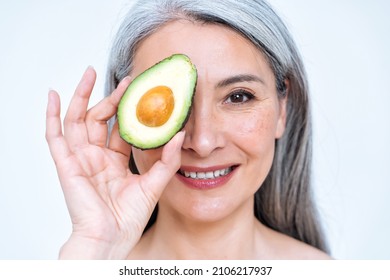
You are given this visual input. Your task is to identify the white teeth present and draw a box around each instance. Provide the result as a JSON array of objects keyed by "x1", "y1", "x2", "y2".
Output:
[
  {"x1": 205, "y1": 171, "x2": 214, "y2": 179},
  {"x1": 181, "y1": 167, "x2": 233, "y2": 179}
]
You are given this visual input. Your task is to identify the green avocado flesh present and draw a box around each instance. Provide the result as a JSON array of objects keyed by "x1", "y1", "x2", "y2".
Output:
[{"x1": 117, "y1": 54, "x2": 197, "y2": 149}]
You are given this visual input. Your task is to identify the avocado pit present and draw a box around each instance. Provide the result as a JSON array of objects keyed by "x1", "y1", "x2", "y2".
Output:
[{"x1": 136, "y1": 86, "x2": 174, "y2": 127}]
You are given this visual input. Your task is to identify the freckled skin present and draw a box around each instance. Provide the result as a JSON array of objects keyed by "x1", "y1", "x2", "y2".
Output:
[{"x1": 131, "y1": 20, "x2": 287, "y2": 223}]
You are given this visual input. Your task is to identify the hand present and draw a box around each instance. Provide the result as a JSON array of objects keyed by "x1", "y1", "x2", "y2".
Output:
[{"x1": 45, "y1": 67, "x2": 184, "y2": 259}]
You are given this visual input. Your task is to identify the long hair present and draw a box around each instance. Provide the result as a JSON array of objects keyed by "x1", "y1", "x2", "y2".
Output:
[{"x1": 105, "y1": 0, "x2": 329, "y2": 253}]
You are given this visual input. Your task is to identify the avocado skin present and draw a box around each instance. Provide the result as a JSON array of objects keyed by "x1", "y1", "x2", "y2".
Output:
[{"x1": 117, "y1": 54, "x2": 197, "y2": 150}]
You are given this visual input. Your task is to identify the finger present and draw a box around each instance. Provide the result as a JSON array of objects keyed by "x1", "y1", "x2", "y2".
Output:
[
  {"x1": 86, "y1": 76, "x2": 131, "y2": 147},
  {"x1": 107, "y1": 121, "x2": 132, "y2": 159},
  {"x1": 45, "y1": 90, "x2": 71, "y2": 164},
  {"x1": 138, "y1": 131, "x2": 185, "y2": 202},
  {"x1": 64, "y1": 66, "x2": 96, "y2": 150}
]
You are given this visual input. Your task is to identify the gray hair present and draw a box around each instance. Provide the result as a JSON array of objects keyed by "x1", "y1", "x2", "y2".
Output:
[{"x1": 105, "y1": 0, "x2": 329, "y2": 253}]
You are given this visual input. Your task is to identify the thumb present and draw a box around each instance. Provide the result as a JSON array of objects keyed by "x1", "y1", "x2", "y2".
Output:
[{"x1": 138, "y1": 131, "x2": 185, "y2": 203}]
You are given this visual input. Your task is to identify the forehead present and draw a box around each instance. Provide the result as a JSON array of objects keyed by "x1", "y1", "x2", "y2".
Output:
[{"x1": 132, "y1": 20, "x2": 274, "y2": 84}]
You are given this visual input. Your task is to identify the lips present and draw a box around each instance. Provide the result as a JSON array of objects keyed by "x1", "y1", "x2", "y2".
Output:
[{"x1": 176, "y1": 165, "x2": 238, "y2": 190}]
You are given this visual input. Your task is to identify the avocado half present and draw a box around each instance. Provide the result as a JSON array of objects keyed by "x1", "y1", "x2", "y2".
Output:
[{"x1": 117, "y1": 54, "x2": 197, "y2": 149}]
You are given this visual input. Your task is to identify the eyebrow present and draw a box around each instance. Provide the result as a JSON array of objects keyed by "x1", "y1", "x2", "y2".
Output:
[{"x1": 215, "y1": 74, "x2": 265, "y2": 89}]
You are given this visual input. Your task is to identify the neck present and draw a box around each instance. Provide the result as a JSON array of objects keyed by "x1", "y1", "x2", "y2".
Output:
[{"x1": 138, "y1": 202, "x2": 262, "y2": 259}]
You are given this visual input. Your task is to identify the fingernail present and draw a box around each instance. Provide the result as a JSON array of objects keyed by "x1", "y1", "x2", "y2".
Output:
[
  {"x1": 122, "y1": 76, "x2": 132, "y2": 83},
  {"x1": 175, "y1": 131, "x2": 186, "y2": 147}
]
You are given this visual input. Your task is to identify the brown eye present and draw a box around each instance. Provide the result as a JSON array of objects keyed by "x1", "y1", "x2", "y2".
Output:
[{"x1": 225, "y1": 90, "x2": 255, "y2": 104}]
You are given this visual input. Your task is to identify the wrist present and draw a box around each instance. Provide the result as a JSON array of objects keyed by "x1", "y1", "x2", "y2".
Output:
[{"x1": 59, "y1": 234, "x2": 133, "y2": 260}]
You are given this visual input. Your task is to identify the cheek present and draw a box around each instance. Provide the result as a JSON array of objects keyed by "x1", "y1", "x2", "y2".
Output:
[
  {"x1": 230, "y1": 109, "x2": 278, "y2": 139},
  {"x1": 227, "y1": 109, "x2": 279, "y2": 176},
  {"x1": 231, "y1": 111, "x2": 278, "y2": 187}
]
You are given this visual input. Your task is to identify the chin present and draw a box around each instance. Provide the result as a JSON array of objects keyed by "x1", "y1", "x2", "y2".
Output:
[
  {"x1": 160, "y1": 191, "x2": 240, "y2": 225},
  {"x1": 158, "y1": 171, "x2": 255, "y2": 226}
]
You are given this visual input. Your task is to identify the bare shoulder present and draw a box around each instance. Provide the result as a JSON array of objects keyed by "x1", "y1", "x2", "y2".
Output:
[
  {"x1": 255, "y1": 222, "x2": 332, "y2": 260},
  {"x1": 278, "y1": 235, "x2": 332, "y2": 260}
]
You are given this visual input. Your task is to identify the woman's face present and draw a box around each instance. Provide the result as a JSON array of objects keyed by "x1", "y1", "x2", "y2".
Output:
[{"x1": 131, "y1": 20, "x2": 287, "y2": 223}]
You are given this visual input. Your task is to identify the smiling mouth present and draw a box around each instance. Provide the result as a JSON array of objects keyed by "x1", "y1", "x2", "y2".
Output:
[{"x1": 178, "y1": 166, "x2": 237, "y2": 180}]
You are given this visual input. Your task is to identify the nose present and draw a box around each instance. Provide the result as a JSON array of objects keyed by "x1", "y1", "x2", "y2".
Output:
[{"x1": 182, "y1": 99, "x2": 225, "y2": 158}]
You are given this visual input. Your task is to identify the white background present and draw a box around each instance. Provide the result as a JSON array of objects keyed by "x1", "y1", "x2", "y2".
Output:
[{"x1": 0, "y1": 0, "x2": 389, "y2": 259}]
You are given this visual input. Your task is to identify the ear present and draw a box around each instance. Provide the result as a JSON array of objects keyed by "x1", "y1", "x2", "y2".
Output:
[{"x1": 275, "y1": 79, "x2": 289, "y2": 139}]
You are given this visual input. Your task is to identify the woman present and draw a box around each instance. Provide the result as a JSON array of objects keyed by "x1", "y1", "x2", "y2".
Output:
[{"x1": 46, "y1": 0, "x2": 331, "y2": 259}]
